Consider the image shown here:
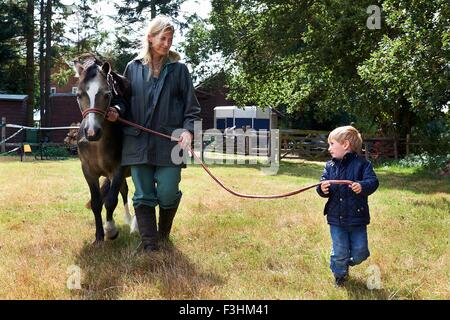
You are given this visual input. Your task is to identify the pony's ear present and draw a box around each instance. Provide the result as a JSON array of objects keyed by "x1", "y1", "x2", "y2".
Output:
[
  {"x1": 73, "y1": 60, "x2": 84, "y2": 78},
  {"x1": 102, "y1": 62, "x2": 111, "y2": 75}
]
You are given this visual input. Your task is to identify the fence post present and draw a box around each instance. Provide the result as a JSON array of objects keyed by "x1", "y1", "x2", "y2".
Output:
[
  {"x1": 1, "y1": 117, "x2": 6, "y2": 153},
  {"x1": 364, "y1": 142, "x2": 369, "y2": 160},
  {"x1": 393, "y1": 138, "x2": 398, "y2": 160},
  {"x1": 406, "y1": 134, "x2": 410, "y2": 156}
]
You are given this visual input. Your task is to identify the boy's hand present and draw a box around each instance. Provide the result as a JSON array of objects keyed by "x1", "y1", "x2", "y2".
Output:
[
  {"x1": 321, "y1": 181, "x2": 331, "y2": 194},
  {"x1": 350, "y1": 182, "x2": 362, "y2": 194}
]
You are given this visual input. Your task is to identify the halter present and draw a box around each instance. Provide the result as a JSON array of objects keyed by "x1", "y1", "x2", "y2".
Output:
[
  {"x1": 81, "y1": 107, "x2": 107, "y2": 119},
  {"x1": 80, "y1": 68, "x2": 114, "y2": 119}
]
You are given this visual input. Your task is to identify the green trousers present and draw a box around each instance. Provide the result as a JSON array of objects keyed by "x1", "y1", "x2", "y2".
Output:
[{"x1": 130, "y1": 164, "x2": 182, "y2": 209}]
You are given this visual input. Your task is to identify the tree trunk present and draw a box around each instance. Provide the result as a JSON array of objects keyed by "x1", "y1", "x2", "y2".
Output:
[
  {"x1": 39, "y1": 0, "x2": 45, "y2": 128},
  {"x1": 151, "y1": 1, "x2": 156, "y2": 19},
  {"x1": 44, "y1": 0, "x2": 52, "y2": 130},
  {"x1": 25, "y1": 0, "x2": 35, "y2": 127}
]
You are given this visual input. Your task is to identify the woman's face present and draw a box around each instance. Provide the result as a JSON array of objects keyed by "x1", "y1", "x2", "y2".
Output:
[{"x1": 148, "y1": 30, "x2": 173, "y2": 58}]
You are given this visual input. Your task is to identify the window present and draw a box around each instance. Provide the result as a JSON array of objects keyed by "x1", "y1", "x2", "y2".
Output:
[
  {"x1": 50, "y1": 87, "x2": 56, "y2": 94},
  {"x1": 72, "y1": 87, "x2": 78, "y2": 94}
]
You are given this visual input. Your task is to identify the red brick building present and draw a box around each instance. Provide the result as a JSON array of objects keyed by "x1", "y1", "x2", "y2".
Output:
[
  {"x1": 0, "y1": 94, "x2": 28, "y2": 147},
  {"x1": 44, "y1": 63, "x2": 81, "y2": 143},
  {"x1": 47, "y1": 93, "x2": 81, "y2": 143}
]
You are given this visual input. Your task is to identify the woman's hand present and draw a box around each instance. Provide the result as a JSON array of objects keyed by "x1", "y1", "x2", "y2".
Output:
[
  {"x1": 106, "y1": 107, "x2": 119, "y2": 122},
  {"x1": 178, "y1": 131, "x2": 193, "y2": 150}
]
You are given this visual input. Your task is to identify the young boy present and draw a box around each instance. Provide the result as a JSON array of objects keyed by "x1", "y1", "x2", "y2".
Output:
[{"x1": 316, "y1": 126, "x2": 379, "y2": 287}]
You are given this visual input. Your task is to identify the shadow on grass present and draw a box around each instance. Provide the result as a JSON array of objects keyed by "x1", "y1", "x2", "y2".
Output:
[
  {"x1": 72, "y1": 225, "x2": 224, "y2": 300},
  {"x1": 343, "y1": 278, "x2": 391, "y2": 300},
  {"x1": 342, "y1": 277, "x2": 421, "y2": 300},
  {"x1": 375, "y1": 171, "x2": 449, "y2": 195}
]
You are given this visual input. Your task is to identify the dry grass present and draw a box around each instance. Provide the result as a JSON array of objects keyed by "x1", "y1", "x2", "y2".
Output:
[{"x1": 0, "y1": 156, "x2": 448, "y2": 300}]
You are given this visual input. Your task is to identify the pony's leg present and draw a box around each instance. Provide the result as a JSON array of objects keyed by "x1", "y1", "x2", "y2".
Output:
[
  {"x1": 130, "y1": 213, "x2": 139, "y2": 234},
  {"x1": 104, "y1": 169, "x2": 124, "y2": 240},
  {"x1": 120, "y1": 180, "x2": 132, "y2": 226},
  {"x1": 100, "y1": 178, "x2": 111, "y2": 202},
  {"x1": 82, "y1": 169, "x2": 104, "y2": 243},
  {"x1": 120, "y1": 179, "x2": 138, "y2": 233}
]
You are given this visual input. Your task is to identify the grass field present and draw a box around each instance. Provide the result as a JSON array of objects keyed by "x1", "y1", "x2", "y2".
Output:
[{"x1": 0, "y1": 156, "x2": 448, "y2": 299}]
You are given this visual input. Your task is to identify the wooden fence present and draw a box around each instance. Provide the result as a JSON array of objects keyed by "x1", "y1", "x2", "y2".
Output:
[{"x1": 280, "y1": 129, "x2": 431, "y2": 161}]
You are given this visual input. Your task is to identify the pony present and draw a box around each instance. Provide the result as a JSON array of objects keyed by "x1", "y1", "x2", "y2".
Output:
[{"x1": 73, "y1": 55, "x2": 135, "y2": 243}]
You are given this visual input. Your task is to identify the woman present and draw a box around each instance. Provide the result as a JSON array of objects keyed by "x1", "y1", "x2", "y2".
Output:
[{"x1": 107, "y1": 15, "x2": 201, "y2": 252}]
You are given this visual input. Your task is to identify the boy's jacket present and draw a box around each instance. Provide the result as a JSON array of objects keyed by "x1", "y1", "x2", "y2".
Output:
[{"x1": 316, "y1": 152, "x2": 379, "y2": 226}]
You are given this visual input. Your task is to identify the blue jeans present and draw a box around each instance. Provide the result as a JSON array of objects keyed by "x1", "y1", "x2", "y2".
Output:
[{"x1": 329, "y1": 225, "x2": 370, "y2": 277}]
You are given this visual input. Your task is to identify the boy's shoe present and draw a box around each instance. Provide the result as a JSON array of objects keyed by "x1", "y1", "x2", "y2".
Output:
[{"x1": 334, "y1": 275, "x2": 348, "y2": 287}]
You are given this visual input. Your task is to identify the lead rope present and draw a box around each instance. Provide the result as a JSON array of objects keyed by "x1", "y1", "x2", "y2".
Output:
[{"x1": 114, "y1": 116, "x2": 353, "y2": 199}]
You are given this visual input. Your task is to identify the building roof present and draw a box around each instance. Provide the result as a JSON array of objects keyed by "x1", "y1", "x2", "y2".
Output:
[{"x1": 0, "y1": 94, "x2": 28, "y2": 101}]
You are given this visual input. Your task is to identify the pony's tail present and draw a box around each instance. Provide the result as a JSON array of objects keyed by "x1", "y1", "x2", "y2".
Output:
[{"x1": 85, "y1": 178, "x2": 111, "y2": 209}]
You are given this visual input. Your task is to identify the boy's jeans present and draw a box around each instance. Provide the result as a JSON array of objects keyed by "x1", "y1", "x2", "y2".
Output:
[{"x1": 329, "y1": 225, "x2": 370, "y2": 278}]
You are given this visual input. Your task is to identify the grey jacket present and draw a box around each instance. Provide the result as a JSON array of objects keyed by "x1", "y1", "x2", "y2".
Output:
[{"x1": 117, "y1": 52, "x2": 201, "y2": 167}]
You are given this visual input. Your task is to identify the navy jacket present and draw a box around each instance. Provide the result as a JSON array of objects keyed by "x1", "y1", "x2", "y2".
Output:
[{"x1": 316, "y1": 152, "x2": 379, "y2": 226}]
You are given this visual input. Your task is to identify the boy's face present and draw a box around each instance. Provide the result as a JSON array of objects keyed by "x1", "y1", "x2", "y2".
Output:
[{"x1": 328, "y1": 139, "x2": 351, "y2": 159}]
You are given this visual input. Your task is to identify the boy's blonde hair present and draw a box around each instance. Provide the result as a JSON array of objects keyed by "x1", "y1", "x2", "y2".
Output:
[
  {"x1": 137, "y1": 15, "x2": 175, "y2": 65},
  {"x1": 328, "y1": 126, "x2": 363, "y2": 153}
]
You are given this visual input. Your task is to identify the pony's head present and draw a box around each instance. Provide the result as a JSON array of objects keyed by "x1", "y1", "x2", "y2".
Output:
[{"x1": 73, "y1": 56, "x2": 112, "y2": 142}]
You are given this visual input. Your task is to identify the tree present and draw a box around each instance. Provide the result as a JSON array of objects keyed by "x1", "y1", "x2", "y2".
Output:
[
  {"x1": 25, "y1": 0, "x2": 35, "y2": 126},
  {"x1": 38, "y1": 0, "x2": 77, "y2": 127},
  {"x1": 111, "y1": 0, "x2": 187, "y2": 73},
  {"x1": 358, "y1": 0, "x2": 449, "y2": 137},
  {"x1": 0, "y1": 1, "x2": 27, "y2": 94},
  {"x1": 185, "y1": 0, "x2": 449, "y2": 140},
  {"x1": 116, "y1": 0, "x2": 186, "y2": 22}
]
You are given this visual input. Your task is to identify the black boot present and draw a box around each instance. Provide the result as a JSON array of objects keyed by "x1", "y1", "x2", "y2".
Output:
[
  {"x1": 158, "y1": 206, "x2": 178, "y2": 242},
  {"x1": 134, "y1": 205, "x2": 159, "y2": 252}
]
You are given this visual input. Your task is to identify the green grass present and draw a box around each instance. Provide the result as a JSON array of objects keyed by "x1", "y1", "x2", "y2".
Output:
[{"x1": 0, "y1": 156, "x2": 448, "y2": 299}]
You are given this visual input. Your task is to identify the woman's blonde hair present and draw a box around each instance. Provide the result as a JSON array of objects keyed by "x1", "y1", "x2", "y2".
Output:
[
  {"x1": 136, "y1": 15, "x2": 175, "y2": 65},
  {"x1": 328, "y1": 125, "x2": 363, "y2": 153}
]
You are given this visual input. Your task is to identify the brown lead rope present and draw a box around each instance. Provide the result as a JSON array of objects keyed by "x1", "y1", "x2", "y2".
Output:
[{"x1": 115, "y1": 116, "x2": 353, "y2": 199}]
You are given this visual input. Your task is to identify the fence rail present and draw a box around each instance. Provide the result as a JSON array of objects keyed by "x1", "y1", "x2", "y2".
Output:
[
  {"x1": 1, "y1": 116, "x2": 444, "y2": 162},
  {"x1": 280, "y1": 129, "x2": 440, "y2": 161}
]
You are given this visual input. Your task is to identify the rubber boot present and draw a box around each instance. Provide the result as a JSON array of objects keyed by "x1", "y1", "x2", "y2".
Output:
[
  {"x1": 158, "y1": 206, "x2": 178, "y2": 242},
  {"x1": 134, "y1": 205, "x2": 159, "y2": 252}
]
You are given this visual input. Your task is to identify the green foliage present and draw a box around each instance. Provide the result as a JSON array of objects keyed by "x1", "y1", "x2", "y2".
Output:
[
  {"x1": 396, "y1": 153, "x2": 450, "y2": 171},
  {"x1": 184, "y1": 0, "x2": 449, "y2": 143},
  {"x1": 111, "y1": 0, "x2": 188, "y2": 73},
  {"x1": 358, "y1": 0, "x2": 450, "y2": 134},
  {"x1": 38, "y1": 146, "x2": 70, "y2": 159},
  {"x1": 0, "y1": 1, "x2": 27, "y2": 93},
  {"x1": 180, "y1": 15, "x2": 219, "y2": 83},
  {"x1": 117, "y1": 0, "x2": 186, "y2": 24},
  {"x1": 409, "y1": 116, "x2": 450, "y2": 154}
]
